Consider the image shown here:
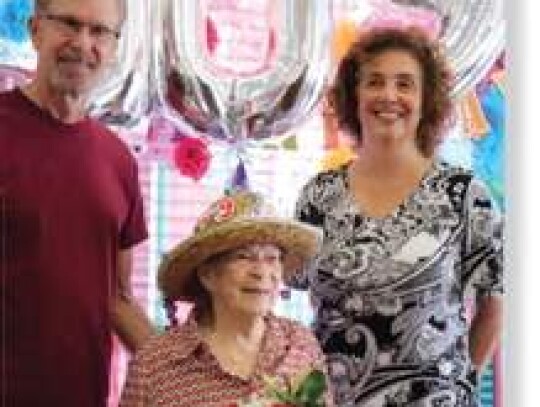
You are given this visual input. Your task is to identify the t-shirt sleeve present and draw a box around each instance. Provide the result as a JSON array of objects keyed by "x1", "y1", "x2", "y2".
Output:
[
  {"x1": 120, "y1": 157, "x2": 148, "y2": 249},
  {"x1": 461, "y1": 178, "x2": 504, "y2": 301}
]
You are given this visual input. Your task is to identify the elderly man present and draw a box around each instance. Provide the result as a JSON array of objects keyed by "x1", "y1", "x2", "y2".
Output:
[{"x1": 0, "y1": 0, "x2": 154, "y2": 405}]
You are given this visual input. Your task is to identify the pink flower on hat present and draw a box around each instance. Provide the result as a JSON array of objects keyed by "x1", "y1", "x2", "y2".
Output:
[
  {"x1": 216, "y1": 197, "x2": 236, "y2": 222},
  {"x1": 195, "y1": 196, "x2": 237, "y2": 233}
]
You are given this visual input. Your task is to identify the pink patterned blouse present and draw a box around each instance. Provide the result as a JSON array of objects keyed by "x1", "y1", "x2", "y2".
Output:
[{"x1": 119, "y1": 314, "x2": 332, "y2": 406}]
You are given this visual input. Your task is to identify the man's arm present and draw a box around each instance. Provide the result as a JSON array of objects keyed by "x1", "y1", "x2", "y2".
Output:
[
  {"x1": 468, "y1": 295, "x2": 503, "y2": 372},
  {"x1": 111, "y1": 248, "x2": 156, "y2": 352}
]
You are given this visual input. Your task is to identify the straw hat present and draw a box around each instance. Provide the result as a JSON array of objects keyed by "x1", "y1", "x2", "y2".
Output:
[{"x1": 158, "y1": 191, "x2": 322, "y2": 301}]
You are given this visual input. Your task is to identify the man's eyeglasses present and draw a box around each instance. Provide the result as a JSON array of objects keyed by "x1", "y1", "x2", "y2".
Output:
[{"x1": 38, "y1": 12, "x2": 121, "y2": 44}]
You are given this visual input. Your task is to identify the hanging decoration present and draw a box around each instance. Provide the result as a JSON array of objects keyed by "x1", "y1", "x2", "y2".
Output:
[
  {"x1": 172, "y1": 135, "x2": 211, "y2": 181},
  {"x1": 87, "y1": 0, "x2": 153, "y2": 129},
  {"x1": 453, "y1": 54, "x2": 505, "y2": 207},
  {"x1": 332, "y1": 19, "x2": 360, "y2": 65},
  {"x1": 0, "y1": 0, "x2": 505, "y2": 187},
  {"x1": 144, "y1": 112, "x2": 212, "y2": 179},
  {"x1": 471, "y1": 78, "x2": 505, "y2": 208},
  {"x1": 280, "y1": 134, "x2": 298, "y2": 151},
  {"x1": 151, "y1": 0, "x2": 332, "y2": 187},
  {"x1": 1, "y1": 0, "x2": 505, "y2": 130},
  {"x1": 154, "y1": 0, "x2": 332, "y2": 145},
  {"x1": 459, "y1": 92, "x2": 491, "y2": 138},
  {"x1": 227, "y1": 159, "x2": 250, "y2": 192}
]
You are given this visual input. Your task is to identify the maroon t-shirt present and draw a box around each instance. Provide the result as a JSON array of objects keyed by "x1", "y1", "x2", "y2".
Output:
[{"x1": 0, "y1": 88, "x2": 148, "y2": 406}]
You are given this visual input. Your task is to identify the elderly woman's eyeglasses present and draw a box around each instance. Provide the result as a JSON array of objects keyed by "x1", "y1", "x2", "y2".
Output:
[
  {"x1": 38, "y1": 12, "x2": 120, "y2": 44},
  {"x1": 226, "y1": 248, "x2": 283, "y2": 265}
]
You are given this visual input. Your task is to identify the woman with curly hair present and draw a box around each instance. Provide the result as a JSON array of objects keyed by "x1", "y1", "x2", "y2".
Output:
[{"x1": 289, "y1": 27, "x2": 503, "y2": 406}]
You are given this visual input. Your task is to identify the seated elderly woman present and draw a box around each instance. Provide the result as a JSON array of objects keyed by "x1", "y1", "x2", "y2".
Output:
[{"x1": 120, "y1": 191, "x2": 333, "y2": 406}]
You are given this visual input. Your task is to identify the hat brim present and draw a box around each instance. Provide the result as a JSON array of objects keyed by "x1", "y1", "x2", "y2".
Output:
[{"x1": 158, "y1": 218, "x2": 322, "y2": 301}]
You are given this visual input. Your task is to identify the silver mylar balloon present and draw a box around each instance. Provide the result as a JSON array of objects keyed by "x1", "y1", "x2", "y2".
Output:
[
  {"x1": 88, "y1": 0, "x2": 153, "y2": 128},
  {"x1": 431, "y1": 0, "x2": 505, "y2": 98},
  {"x1": 335, "y1": 0, "x2": 504, "y2": 99},
  {"x1": 154, "y1": 0, "x2": 332, "y2": 144}
]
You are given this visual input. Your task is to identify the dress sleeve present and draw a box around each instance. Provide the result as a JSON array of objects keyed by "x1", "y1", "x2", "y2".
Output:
[
  {"x1": 287, "y1": 178, "x2": 325, "y2": 290},
  {"x1": 294, "y1": 177, "x2": 325, "y2": 228},
  {"x1": 119, "y1": 352, "x2": 151, "y2": 407},
  {"x1": 461, "y1": 178, "x2": 504, "y2": 301}
]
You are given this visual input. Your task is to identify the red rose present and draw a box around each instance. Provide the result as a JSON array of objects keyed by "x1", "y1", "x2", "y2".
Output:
[{"x1": 173, "y1": 136, "x2": 211, "y2": 181}]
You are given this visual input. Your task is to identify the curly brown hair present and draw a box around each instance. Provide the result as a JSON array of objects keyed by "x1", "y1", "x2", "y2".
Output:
[{"x1": 330, "y1": 27, "x2": 453, "y2": 157}]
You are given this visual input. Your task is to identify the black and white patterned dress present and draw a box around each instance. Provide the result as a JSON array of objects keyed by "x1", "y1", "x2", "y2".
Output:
[{"x1": 289, "y1": 161, "x2": 503, "y2": 406}]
